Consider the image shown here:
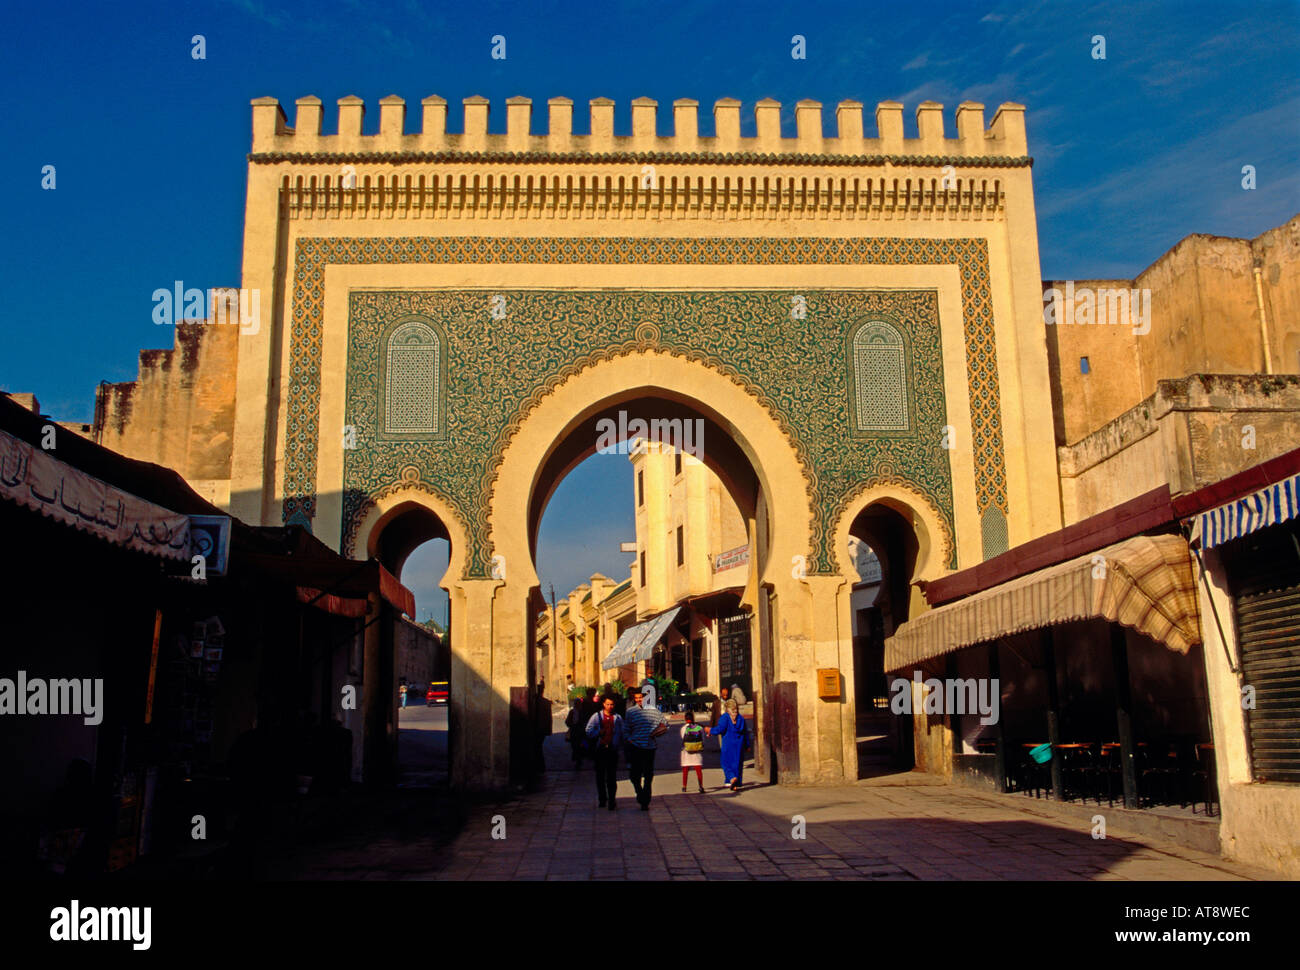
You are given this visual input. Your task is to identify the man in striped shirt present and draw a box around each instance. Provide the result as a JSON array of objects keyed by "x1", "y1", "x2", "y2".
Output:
[{"x1": 623, "y1": 684, "x2": 668, "y2": 810}]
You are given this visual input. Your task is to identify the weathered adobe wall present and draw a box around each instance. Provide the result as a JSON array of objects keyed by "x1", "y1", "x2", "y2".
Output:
[
  {"x1": 94, "y1": 314, "x2": 239, "y2": 508},
  {"x1": 1046, "y1": 215, "x2": 1300, "y2": 447},
  {"x1": 395, "y1": 616, "x2": 437, "y2": 692},
  {"x1": 1058, "y1": 374, "x2": 1300, "y2": 523}
]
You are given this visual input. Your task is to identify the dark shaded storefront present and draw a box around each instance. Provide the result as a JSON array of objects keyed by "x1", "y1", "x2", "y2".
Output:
[{"x1": 0, "y1": 393, "x2": 412, "y2": 877}]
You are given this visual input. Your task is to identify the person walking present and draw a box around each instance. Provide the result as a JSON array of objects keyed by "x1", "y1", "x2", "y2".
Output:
[
  {"x1": 399, "y1": 683, "x2": 408, "y2": 709},
  {"x1": 709, "y1": 686, "x2": 730, "y2": 751},
  {"x1": 565, "y1": 698, "x2": 587, "y2": 769},
  {"x1": 680, "y1": 711, "x2": 706, "y2": 793},
  {"x1": 623, "y1": 684, "x2": 668, "y2": 810},
  {"x1": 585, "y1": 694, "x2": 624, "y2": 811},
  {"x1": 580, "y1": 688, "x2": 600, "y2": 724},
  {"x1": 708, "y1": 697, "x2": 747, "y2": 792}
]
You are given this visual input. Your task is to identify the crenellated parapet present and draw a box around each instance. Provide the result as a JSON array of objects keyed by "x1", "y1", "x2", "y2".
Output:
[
  {"x1": 251, "y1": 95, "x2": 1028, "y2": 222},
  {"x1": 250, "y1": 94, "x2": 1029, "y2": 162}
]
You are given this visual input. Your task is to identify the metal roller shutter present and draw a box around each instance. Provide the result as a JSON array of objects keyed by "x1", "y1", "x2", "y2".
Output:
[{"x1": 1231, "y1": 526, "x2": 1300, "y2": 783}]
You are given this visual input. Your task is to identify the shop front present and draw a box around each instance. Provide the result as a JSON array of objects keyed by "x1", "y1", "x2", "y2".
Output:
[
  {"x1": 1183, "y1": 457, "x2": 1300, "y2": 875},
  {"x1": 885, "y1": 533, "x2": 1213, "y2": 813}
]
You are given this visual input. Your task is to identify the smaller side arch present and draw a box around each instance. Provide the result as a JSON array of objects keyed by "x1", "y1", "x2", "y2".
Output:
[
  {"x1": 831, "y1": 481, "x2": 953, "y2": 588},
  {"x1": 351, "y1": 481, "x2": 470, "y2": 588}
]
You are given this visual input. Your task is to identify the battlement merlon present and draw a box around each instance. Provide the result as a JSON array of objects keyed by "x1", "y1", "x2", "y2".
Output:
[{"x1": 248, "y1": 95, "x2": 1029, "y2": 163}]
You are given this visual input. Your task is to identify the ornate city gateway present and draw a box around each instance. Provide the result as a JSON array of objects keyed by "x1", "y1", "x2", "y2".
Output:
[{"x1": 228, "y1": 93, "x2": 1062, "y2": 789}]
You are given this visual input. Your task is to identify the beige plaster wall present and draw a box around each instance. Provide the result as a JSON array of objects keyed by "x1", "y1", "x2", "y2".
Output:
[
  {"x1": 1047, "y1": 216, "x2": 1300, "y2": 448},
  {"x1": 95, "y1": 319, "x2": 239, "y2": 509},
  {"x1": 1059, "y1": 375, "x2": 1300, "y2": 524},
  {"x1": 395, "y1": 616, "x2": 437, "y2": 691}
]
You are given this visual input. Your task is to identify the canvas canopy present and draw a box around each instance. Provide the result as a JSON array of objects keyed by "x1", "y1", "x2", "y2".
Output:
[{"x1": 884, "y1": 533, "x2": 1201, "y2": 672}]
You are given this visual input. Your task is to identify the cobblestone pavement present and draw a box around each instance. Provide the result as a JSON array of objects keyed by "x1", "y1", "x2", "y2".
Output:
[{"x1": 279, "y1": 717, "x2": 1273, "y2": 881}]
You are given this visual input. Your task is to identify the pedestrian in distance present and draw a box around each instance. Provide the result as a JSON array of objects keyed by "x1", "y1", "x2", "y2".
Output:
[
  {"x1": 578, "y1": 688, "x2": 600, "y2": 762},
  {"x1": 565, "y1": 698, "x2": 587, "y2": 769},
  {"x1": 399, "y1": 683, "x2": 408, "y2": 709},
  {"x1": 680, "y1": 711, "x2": 706, "y2": 793},
  {"x1": 709, "y1": 686, "x2": 730, "y2": 750},
  {"x1": 708, "y1": 697, "x2": 748, "y2": 792},
  {"x1": 585, "y1": 694, "x2": 624, "y2": 811},
  {"x1": 624, "y1": 684, "x2": 669, "y2": 810}
]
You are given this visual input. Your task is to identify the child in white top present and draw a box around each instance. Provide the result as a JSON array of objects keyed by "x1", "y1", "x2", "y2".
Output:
[{"x1": 680, "y1": 710, "x2": 706, "y2": 793}]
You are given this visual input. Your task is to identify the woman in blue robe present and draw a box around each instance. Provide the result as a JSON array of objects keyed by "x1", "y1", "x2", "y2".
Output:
[{"x1": 710, "y1": 699, "x2": 747, "y2": 791}]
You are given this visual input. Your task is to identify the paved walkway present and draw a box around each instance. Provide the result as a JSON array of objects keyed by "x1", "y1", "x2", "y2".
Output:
[{"x1": 279, "y1": 715, "x2": 1273, "y2": 881}]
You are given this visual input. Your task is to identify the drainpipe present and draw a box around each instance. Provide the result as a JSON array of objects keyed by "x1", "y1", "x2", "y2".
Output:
[{"x1": 1253, "y1": 261, "x2": 1273, "y2": 374}]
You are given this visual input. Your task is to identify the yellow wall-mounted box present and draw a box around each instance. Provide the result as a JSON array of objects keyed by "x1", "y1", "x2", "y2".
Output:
[{"x1": 817, "y1": 668, "x2": 840, "y2": 699}]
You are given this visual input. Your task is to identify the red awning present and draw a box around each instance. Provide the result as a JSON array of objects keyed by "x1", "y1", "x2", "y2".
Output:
[
  {"x1": 297, "y1": 586, "x2": 369, "y2": 618},
  {"x1": 239, "y1": 527, "x2": 415, "y2": 617}
]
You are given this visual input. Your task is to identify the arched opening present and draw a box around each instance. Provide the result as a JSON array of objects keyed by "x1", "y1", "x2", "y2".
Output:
[
  {"x1": 533, "y1": 449, "x2": 638, "y2": 697},
  {"x1": 530, "y1": 395, "x2": 764, "y2": 737},
  {"x1": 486, "y1": 350, "x2": 816, "y2": 792},
  {"x1": 846, "y1": 501, "x2": 922, "y2": 778},
  {"x1": 358, "y1": 496, "x2": 462, "y2": 787}
]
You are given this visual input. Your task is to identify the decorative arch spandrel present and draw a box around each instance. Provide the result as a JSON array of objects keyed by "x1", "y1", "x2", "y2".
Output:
[{"x1": 279, "y1": 236, "x2": 1005, "y2": 577}]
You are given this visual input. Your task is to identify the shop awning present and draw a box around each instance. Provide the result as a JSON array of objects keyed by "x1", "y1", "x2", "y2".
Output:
[
  {"x1": 601, "y1": 607, "x2": 682, "y2": 669},
  {"x1": 1190, "y1": 471, "x2": 1300, "y2": 551},
  {"x1": 296, "y1": 586, "x2": 369, "y2": 618},
  {"x1": 0, "y1": 426, "x2": 191, "y2": 560},
  {"x1": 884, "y1": 533, "x2": 1201, "y2": 672},
  {"x1": 240, "y1": 527, "x2": 415, "y2": 617}
]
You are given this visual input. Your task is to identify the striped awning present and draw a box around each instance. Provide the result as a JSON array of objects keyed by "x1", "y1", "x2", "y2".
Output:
[
  {"x1": 884, "y1": 533, "x2": 1201, "y2": 672},
  {"x1": 601, "y1": 607, "x2": 682, "y2": 669},
  {"x1": 1191, "y1": 472, "x2": 1300, "y2": 551}
]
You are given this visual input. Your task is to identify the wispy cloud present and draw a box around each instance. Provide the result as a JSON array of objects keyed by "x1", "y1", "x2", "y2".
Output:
[{"x1": 225, "y1": 0, "x2": 287, "y2": 28}]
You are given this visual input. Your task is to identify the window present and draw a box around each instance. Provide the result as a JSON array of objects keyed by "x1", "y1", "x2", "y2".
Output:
[
  {"x1": 639, "y1": 551, "x2": 646, "y2": 587},
  {"x1": 1080, "y1": 356, "x2": 1090, "y2": 375},
  {"x1": 676, "y1": 525, "x2": 684, "y2": 566},
  {"x1": 381, "y1": 318, "x2": 444, "y2": 437},
  {"x1": 850, "y1": 320, "x2": 909, "y2": 432},
  {"x1": 674, "y1": 451, "x2": 682, "y2": 477},
  {"x1": 637, "y1": 470, "x2": 644, "y2": 507}
]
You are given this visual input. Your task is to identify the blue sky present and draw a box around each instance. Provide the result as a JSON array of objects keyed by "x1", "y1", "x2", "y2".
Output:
[{"x1": 3, "y1": 0, "x2": 1297, "y2": 614}]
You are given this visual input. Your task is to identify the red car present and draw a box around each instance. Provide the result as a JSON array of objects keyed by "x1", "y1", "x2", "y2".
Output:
[{"x1": 426, "y1": 682, "x2": 449, "y2": 705}]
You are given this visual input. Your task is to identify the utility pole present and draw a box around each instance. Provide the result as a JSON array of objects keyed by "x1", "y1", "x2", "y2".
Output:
[{"x1": 549, "y1": 583, "x2": 558, "y2": 690}]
